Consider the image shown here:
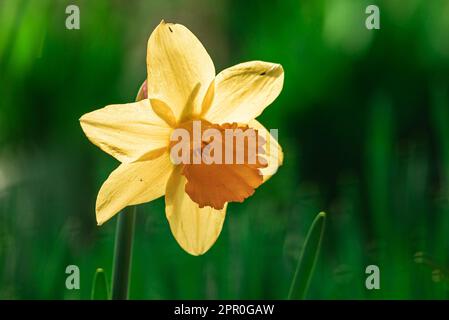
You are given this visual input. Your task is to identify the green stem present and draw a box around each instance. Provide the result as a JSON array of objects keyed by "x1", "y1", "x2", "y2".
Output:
[{"x1": 111, "y1": 206, "x2": 136, "y2": 300}]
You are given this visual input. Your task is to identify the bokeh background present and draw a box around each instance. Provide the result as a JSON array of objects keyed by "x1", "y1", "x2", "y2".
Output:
[{"x1": 1, "y1": 0, "x2": 449, "y2": 299}]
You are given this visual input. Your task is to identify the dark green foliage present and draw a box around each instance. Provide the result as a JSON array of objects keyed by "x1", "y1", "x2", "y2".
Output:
[{"x1": 1, "y1": 0, "x2": 449, "y2": 299}]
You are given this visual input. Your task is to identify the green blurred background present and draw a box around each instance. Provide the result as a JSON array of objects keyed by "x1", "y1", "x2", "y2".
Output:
[{"x1": 1, "y1": 0, "x2": 449, "y2": 299}]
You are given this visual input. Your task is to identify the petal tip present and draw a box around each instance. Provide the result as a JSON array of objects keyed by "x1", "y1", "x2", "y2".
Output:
[
  {"x1": 96, "y1": 211, "x2": 106, "y2": 226},
  {"x1": 79, "y1": 113, "x2": 87, "y2": 123},
  {"x1": 96, "y1": 214, "x2": 104, "y2": 226},
  {"x1": 187, "y1": 251, "x2": 203, "y2": 257},
  {"x1": 267, "y1": 63, "x2": 284, "y2": 77},
  {"x1": 182, "y1": 245, "x2": 208, "y2": 256},
  {"x1": 157, "y1": 19, "x2": 175, "y2": 29},
  {"x1": 79, "y1": 114, "x2": 89, "y2": 132}
]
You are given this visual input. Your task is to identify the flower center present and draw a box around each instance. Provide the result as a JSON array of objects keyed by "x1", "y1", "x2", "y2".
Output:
[{"x1": 169, "y1": 119, "x2": 267, "y2": 209}]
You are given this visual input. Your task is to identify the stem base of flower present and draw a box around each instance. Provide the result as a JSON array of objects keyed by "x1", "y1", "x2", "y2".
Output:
[{"x1": 111, "y1": 206, "x2": 136, "y2": 300}]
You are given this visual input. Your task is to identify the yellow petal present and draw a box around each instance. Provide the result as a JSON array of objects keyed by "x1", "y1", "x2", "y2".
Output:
[
  {"x1": 165, "y1": 166, "x2": 227, "y2": 255},
  {"x1": 248, "y1": 119, "x2": 283, "y2": 182},
  {"x1": 96, "y1": 152, "x2": 173, "y2": 225},
  {"x1": 147, "y1": 21, "x2": 215, "y2": 122},
  {"x1": 203, "y1": 61, "x2": 284, "y2": 124},
  {"x1": 80, "y1": 99, "x2": 171, "y2": 163}
]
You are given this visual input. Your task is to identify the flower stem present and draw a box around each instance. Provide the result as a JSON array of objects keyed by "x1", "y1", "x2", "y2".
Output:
[{"x1": 111, "y1": 206, "x2": 136, "y2": 300}]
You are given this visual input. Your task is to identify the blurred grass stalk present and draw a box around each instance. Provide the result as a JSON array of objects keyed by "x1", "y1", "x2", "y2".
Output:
[
  {"x1": 91, "y1": 268, "x2": 110, "y2": 300},
  {"x1": 431, "y1": 85, "x2": 449, "y2": 186},
  {"x1": 431, "y1": 84, "x2": 449, "y2": 279},
  {"x1": 366, "y1": 94, "x2": 393, "y2": 239},
  {"x1": 111, "y1": 206, "x2": 136, "y2": 300},
  {"x1": 288, "y1": 212, "x2": 326, "y2": 299}
]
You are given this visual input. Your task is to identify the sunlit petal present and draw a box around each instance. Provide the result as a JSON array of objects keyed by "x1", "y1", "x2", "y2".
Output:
[
  {"x1": 248, "y1": 119, "x2": 283, "y2": 182},
  {"x1": 96, "y1": 152, "x2": 173, "y2": 225},
  {"x1": 204, "y1": 61, "x2": 284, "y2": 124},
  {"x1": 165, "y1": 166, "x2": 227, "y2": 255},
  {"x1": 80, "y1": 99, "x2": 171, "y2": 163},
  {"x1": 147, "y1": 21, "x2": 215, "y2": 121}
]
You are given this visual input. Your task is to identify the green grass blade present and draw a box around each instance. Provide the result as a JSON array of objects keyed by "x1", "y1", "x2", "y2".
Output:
[
  {"x1": 288, "y1": 212, "x2": 326, "y2": 299},
  {"x1": 91, "y1": 268, "x2": 110, "y2": 300}
]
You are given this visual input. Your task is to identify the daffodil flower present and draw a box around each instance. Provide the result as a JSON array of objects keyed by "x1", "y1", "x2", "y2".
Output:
[{"x1": 80, "y1": 21, "x2": 284, "y2": 255}]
